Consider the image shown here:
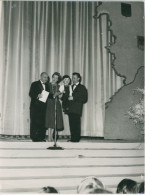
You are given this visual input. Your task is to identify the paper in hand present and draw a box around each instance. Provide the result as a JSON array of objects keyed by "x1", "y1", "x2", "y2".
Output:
[{"x1": 39, "y1": 90, "x2": 49, "y2": 103}]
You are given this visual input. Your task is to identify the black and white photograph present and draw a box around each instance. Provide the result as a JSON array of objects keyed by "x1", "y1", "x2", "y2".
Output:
[{"x1": 0, "y1": 0, "x2": 144, "y2": 194}]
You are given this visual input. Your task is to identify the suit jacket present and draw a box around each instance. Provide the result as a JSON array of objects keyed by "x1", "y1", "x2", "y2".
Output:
[
  {"x1": 69, "y1": 83, "x2": 88, "y2": 116},
  {"x1": 29, "y1": 80, "x2": 53, "y2": 110}
]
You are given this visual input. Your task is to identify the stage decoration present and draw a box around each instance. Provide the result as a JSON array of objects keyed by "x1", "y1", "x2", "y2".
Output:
[
  {"x1": 127, "y1": 88, "x2": 144, "y2": 134},
  {"x1": 94, "y1": 2, "x2": 127, "y2": 86},
  {"x1": 137, "y1": 36, "x2": 144, "y2": 51},
  {"x1": 94, "y1": 2, "x2": 126, "y2": 110}
]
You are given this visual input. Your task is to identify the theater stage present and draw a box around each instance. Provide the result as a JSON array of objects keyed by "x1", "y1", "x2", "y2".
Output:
[{"x1": 0, "y1": 140, "x2": 144, "y2": 194}]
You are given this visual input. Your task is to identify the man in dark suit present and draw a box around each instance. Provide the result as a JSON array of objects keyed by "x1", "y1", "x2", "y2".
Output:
[
  {"x1": 29, "y1": 72, "x2": 54, "y2": 142},
  {"x1": 68, "y1": 72, "x2": 88, "y2": 142}
]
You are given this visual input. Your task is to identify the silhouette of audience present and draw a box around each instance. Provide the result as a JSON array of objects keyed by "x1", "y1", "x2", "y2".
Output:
[
  {"x1": 138, "y1": 182, "x2": 144, "y2": 194},
  {"x1": 89, "y1": 188, "x2": 113, "y2": 194},
  {"x1": 77, "y1": 176, "x2": 104, "y2": 194},
  {"x1": 116, "y1": 179, "x2": 138, "y2": 194},
  {"x1": 41, "y1": 177, "x2": 144, "y2": 194},
  {"x1": 42, "y1": 186, "x2": 58, "y2": 193}
]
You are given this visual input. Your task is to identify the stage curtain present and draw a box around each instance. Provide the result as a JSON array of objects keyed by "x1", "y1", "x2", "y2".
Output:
[{"x1": 0, "y1": 1, "x2": 123, "y2": 136}]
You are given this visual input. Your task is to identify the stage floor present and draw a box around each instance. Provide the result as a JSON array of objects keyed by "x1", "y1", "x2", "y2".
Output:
[
  {"x1": 0, "y1": 136, "x2": 144, "y2": 142},
  {"x1": 0, "y1": 141, "x2": 144, "y2": 194}
]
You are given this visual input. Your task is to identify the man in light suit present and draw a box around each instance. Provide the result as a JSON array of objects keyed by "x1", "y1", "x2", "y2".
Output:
[
  {"x1": 68, "y1": 72, "x2": 88, "y2": 142},
  {"x1": 29, "y1": 72, "x2": 54, "y2": 142}
]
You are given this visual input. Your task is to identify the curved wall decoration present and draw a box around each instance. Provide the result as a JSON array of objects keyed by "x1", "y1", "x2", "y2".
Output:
[{"x1": 94, "y1": 2, "x2": 126, "y2": 104}]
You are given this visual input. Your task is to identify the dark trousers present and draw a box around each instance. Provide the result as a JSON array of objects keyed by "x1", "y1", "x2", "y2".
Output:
[
  {"x1": 68, "y1": 113, "x2": 81, "y2": 142},
  {"x1": 30, "y1": 103, "x2": 46, "y2": 141}
]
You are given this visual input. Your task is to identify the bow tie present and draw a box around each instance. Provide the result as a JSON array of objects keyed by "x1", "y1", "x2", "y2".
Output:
[{"x1": 72, "y1": 84, "x2": 77, "y2": 90}]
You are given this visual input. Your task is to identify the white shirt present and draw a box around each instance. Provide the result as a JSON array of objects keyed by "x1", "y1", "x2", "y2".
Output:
[{"x1": 40, "y1": 80, "x2": 46, "y2": 91}]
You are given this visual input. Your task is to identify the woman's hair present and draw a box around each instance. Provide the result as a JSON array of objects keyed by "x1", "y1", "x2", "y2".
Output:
[
  {"x1": 77, "y1": 176, "x2": 104, "y2": 194},
  {"x1": 42, "y1": 186, "x2": 58, "y2": 193},
  {"x1": 52, "y1": 72, "x2": 62, "y2": 83},
  {"x1": 62, "y1": 75, "x2": 71, "y2": 85},
  {"x1": 116, "y1": 179, "x2": 138, "y2": 194}
]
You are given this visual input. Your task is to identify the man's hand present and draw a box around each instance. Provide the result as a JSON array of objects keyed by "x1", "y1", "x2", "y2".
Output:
[
  {"x1": 68, "y1": 96, "x2": 73, "y2": 101},
  {"x1": 38, "y1": 93, "x2": 43, "y2": 98}
]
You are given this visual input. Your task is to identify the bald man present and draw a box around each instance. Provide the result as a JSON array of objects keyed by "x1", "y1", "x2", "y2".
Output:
[{"x1": 29, "y1": 72, "x2": 54, "y2": 142}]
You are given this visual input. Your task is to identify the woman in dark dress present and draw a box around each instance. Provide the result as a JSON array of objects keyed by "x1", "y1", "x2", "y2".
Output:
[
  {"x1": 60, "y1": 75, "x2": 72, "y2": 114},
  {"x1": 45, "y1": 72, "x2": 64, "y2": 141}
]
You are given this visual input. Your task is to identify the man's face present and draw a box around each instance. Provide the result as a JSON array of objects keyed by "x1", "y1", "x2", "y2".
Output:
[
  {"x1": 72, "y1": 75, "x2": 80, "y2": 84},
  {"x1": 41, "y1": 73, "x2": 48, "y2": 83}
]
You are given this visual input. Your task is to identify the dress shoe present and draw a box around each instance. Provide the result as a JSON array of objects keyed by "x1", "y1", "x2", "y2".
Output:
[{"x1": 41, "y1": 139, "x2": 46, "y2": 142}]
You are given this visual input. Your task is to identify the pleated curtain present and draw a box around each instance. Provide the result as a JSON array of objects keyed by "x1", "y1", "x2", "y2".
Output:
[{"x1": 0, "y1": 1, "x2": 123, "y2": 136}]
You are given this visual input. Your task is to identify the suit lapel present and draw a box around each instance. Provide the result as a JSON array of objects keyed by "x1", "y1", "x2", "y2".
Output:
[
  {"x1": 45, "y1": 83, "x2": 49, "y2": 92},
  {"x1": 38, "y1": 80, "x2": 43, "y2": 91},
  {"x1": 73, "y1": 83, "x2": 80, "y2": 93}
]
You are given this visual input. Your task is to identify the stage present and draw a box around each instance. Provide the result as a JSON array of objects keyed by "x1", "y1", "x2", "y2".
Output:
[{"x1": 0, "y1": 140, "x2": 144, "y2": 194}]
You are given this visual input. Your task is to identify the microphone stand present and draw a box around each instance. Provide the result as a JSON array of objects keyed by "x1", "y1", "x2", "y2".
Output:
[{"x1": 47, "y1": 96, "x2": 64, "y2": 150}]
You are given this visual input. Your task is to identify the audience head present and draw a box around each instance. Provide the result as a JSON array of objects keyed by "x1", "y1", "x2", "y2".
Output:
[
  {"x1": 138, "y1": 182, "x2": 144, "y2": 193},
  {"x1": 72, "y1": 72, "x2": 82, "y2": 84},
  {"x1": 52, "y1": 72, "x2": 62, "y2": 84},
  {"x1": 40, "y1": 72, "x2": 48, "y2": 84},
  {"x1": 116, "y1": 178, "x2": 138, "y2": 194},
  {"x1": 89, "y1": 188, "x2": 113, "y2": 194},
  {"x1": 63, "y1": 75, "x2": 71, "y2": 86},
  {"x1": 42, "y1": 186, "x2": 58, "y2": 193},
  {"x1": 77, "y1": 176, "x2": 104, "y2": 194}
]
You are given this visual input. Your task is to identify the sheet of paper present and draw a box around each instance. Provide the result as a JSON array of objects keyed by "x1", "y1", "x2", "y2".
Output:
[{"x1": 39, "y1": 90, "x2": 49, "y2": 103}]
